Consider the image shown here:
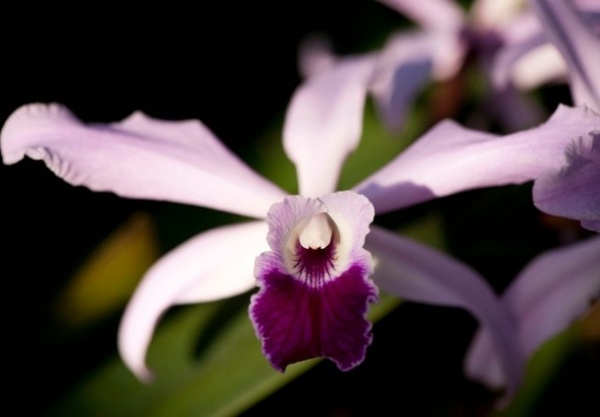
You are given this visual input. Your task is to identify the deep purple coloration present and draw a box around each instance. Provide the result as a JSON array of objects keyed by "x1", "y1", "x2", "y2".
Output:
[
  {"x1": 293, "y1": 241, "x2": 336, "y2": 286},
  {"x1": 250, "y1": 263, "x2": 378, "y2": 372}
]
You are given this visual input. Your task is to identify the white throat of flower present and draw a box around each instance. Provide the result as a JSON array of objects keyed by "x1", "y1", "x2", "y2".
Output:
[{"x1": 284, "y1": 210, "x2": 352, "y2": 286}]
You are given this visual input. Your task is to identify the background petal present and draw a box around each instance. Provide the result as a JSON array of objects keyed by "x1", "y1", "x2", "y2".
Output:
[
  {"x1": 531, "y1": 0, "x2": 600, "y2": 111},
  {"x1": 298, "y1": 35, "x2": 337, "y2": 79},
  {"x1": 1, "y1": 103, "x2": 286, "y2": 218},
  {"x1": 492, "y1": 31, "x2": 567, "y2": 90},
  {"x1": 366, "y1": 226, "x2": 524, "y2": 398},
  {"x1": 283, "y1": 56, "x2": 376, "y2": 197},
  {"x1": 533, "y1": 131, "x2": 600, "y2": 230},
  {"x1": 369, "y1": 31, "x2": 434, "y2": 132},
  {"x1": 465, "y1": 235, "x2": 600, "y2": 389},
  {"x1": 507, "y1": 235, "x2": 600, "y2": 361},
  {"x1": 354, "y1": 105, "x2": 600, "y2": 214},
  {"x1": 118, "y1": 221, "x2": 268, "y2": 380}
]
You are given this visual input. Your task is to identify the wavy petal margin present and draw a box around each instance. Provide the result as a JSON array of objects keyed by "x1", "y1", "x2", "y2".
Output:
[
  {"x1": 1, "y1": 103, "x2": 285, "y2": 218},
  {"x1": 355, "y1": 105, "x2": 600, "y2": 214},
  {"x1": 533, "y1": 130, "x2": 600, "y2": 231}
]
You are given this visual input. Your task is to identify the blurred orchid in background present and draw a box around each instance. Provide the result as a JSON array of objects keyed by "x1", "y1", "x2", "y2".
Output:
[
  {"x1": 299, "y1": 0, "x2": 499, "y2": 133},
  {"x1": 297, "y1": 29, "x2": 444, "y2": 132},
  {"x1": 297, "y1": 0, "x2": 598, "y2": 138},
  {"x1": 493, "y1": 0, "x2": 600, "y2": 101},
  {"x1": 377, "y1": 0, "x2": 551, "y2": 130},
  {"x1": 465, "y1": 234, "x2": 600, "y2": 399},
  {"x1": 526, "y1": 0, "x2": 600, "y2": 232},
  {"x1": 378, "y1": 0, "x2": 600, "y2": 231}
]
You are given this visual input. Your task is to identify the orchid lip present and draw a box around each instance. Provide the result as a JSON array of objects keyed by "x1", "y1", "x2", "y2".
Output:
[{"x1": 251, "y1": 192, "x2": 377, "y2": 372}]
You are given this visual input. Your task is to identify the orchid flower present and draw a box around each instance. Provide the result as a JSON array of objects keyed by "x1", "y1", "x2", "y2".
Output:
[
  {"x1": 384, "y1": 0, "x2": 600, "y2": 231},
  {"x1": 2, "y1": 56, "x2": 600, "y2": 397},
  {"x1": 298, "y1": 0, "x2": 479, "y2": 133},
  {"x1": 377, "y1": 0, "x2": 550, "y2": 130},
  {"x1": 465, "y1": 234, "x2": 600, "y2": 397},
  {"x1": 297, "y1": 0, "x2": 471, "y2": 133},
  {"x1": 298, "y1": 31, "x2": 447, "y2": 133},
  {"x1": 387, "y1": 0, "x2": 597, "y2": 94},
  {"x1": 301, "y1": 0, "x2": 553, "y2": 133},
  {"x1": 525, "y1": 0, "x2": 600, "y2": 232},
  {"x1": 492, "y1": 0, "x2": 600, "y2": 95}
]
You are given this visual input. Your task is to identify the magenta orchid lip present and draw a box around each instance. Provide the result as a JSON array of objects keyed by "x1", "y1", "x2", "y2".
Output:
[{"x1": 250, "y1": 192, "x2": 377, "y2": 372}]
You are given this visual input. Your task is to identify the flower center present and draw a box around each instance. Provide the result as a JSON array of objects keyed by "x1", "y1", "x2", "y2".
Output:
[
  {"x1": 298, "y1": 212, "x2": 333, "y2": 249},
  {"x1": 287, "y1": 212, "x2": 340, "y2": 287}
]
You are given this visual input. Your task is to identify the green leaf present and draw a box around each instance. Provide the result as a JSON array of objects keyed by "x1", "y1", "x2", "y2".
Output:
[
  {"x1": 47, "y1": 293, "x2": 401, "y2": 417},
  {"x1": 52, "y1": 213, "x2": 160, "y2": 329}
]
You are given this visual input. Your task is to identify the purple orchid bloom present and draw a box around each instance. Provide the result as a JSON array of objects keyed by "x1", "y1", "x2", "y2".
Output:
[
  {"x1": 2, "y1": 56, "x2": 599, "y2": 396},
  {"x1": 526, "y1": 0, "x2": 600, "y2": 232},
  {"x1": 493, "y1": 0, "x2": 600, "y2": 98},
  {"x1": 378, "y1": 0, "x2": 550, "y2": 130},
  {"x1": 465, "y1": 234, "x2": 600, "y2": 397}
]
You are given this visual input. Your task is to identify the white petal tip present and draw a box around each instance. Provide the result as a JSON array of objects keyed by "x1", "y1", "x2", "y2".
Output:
[{"x1": 131, "y1": 365, "x2": 154, "y2": 384}]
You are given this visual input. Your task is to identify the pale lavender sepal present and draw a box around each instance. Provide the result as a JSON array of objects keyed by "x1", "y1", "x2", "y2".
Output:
[
  {"x1": 490, "y1": 8, "x2": 567, "y2": 90},
  {"x1": 581, "y1": 219, "x2": 600, "y2": 232},
  {"x1": 283, "y1": 56, "x2": 376, "y2": 197},
  {"x1": 354, "y1": 104, "x2": 600, "y2": 214},
  {"x1": 118, "y1": 221, "x2": 267, "y2": 380},
  {"x1": 0, "y1": 103, "x2": 286, "y2": 219},
  {"x1": 369, "y1": 31, "x2": 434, "y2": 132},
  {"x1": 250, "y1": 191, "x2": 376, "y2": 370},
  {"x1": 378, "y1": 0, "x2": 466, "y2": 81},
  {"x1": 298, "y1": 31, "x2": 445, "y2": 134},
  {"x1": 366, "y1": 226, "x2": 524, "y2": 397},
  {"x1": 465, "y1": 235, "x2": 600, "y2": 390},
  {"x1": 531, "y1": 0, "x2": 600, "y2": 111},
  {"x1": 533, "y1": 130, "x2": 600, "y2": 231},
  {"x1": 492, "y1": 31, "x2": 566, "y2": 90}
]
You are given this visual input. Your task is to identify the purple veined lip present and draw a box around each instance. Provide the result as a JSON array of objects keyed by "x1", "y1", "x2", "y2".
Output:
[{"x1": 250, "y1": 192, "x2": 378, "y2": 372}]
